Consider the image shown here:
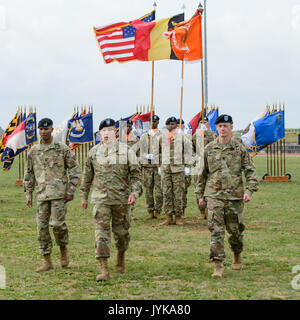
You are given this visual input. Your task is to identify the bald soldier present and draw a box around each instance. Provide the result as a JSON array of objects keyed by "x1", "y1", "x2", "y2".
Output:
[
  {"x1": 195, "y1": 114, "x2": 259, "y2": 278},
  {"x1": 192, "y1": 115, "x2": 217, "y2": 219},
  {"x1": 24, "y1": 118, "x2": 81, "y2": 272},
  {"x1": 80, "y1": 118, "x2": 143, "y2": 282}
]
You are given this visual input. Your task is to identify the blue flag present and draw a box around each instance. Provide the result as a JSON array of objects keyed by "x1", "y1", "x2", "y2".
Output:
[
  {"x1": 68, "y1": 113, "x2": 93, "y2": 144},
  {"x1": 253, "y1": 110, "x2": 285, "y2": 146},
  {"x1": 207, "y1": 108, "x2": 219, "y2": 133}
]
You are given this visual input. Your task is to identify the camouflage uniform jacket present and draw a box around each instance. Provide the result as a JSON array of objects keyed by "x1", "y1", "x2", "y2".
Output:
[
  {"x1": 24, "y1": 140, "x2": 81, "y2": 201},
  {"x1": 195, "y1": 138, "x2": 259, "y2": 200},
  {"x1": 80, "y1": 142, "x2": 143, "y2": 205},
  {"x1": 139, "y1": 129, "x2": 161, "y2": 168},
  {"x1": 119, "y1": 131, "x2": 139, "y2": 148},
  {"x1": 159, "y1": 129, "x2": 193, "y2": 173}
]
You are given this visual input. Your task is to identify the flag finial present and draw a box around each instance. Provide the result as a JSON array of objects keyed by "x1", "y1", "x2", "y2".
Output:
[
  {"x1": 153, "y1": 1, "x2": 157, "y2": 9},
  {"x1": 182, "y1": 4, "x2": 186, "y2": 12}
]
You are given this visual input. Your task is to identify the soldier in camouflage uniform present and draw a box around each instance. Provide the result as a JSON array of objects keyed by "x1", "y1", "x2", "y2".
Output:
[
  {"x1": 159, "y1": 117, "x2": 192, "y2": 226},
  {"x1": 195, "y1": 114, "x2": 259, "y2": 278},
  {"x1": 24, "y1": 118, "x2": 81, "y2": 272},
  {"x1": 177, "y1": 118, "x2": 192, "y2": 218},
  {"x1": 80, "y1": 119, "x2": 143, "y2": 282},
  {"x1": 119, "y1": 119, "x2": 139, "y2": 220},
  {"x1": 192, "y1": 116, "x2": 217, "y2": 219},
  {"x1": 139, "y1": 115, "x2": 163, "y2": 220}
]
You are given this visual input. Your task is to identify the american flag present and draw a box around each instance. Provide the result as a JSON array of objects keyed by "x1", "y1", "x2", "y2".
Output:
[{"x1": 94, "y1": 10, "x2": 155, "y2": 64}]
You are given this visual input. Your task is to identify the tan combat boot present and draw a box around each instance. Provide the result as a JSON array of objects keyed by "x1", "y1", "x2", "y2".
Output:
[
  {"x1": 60, "y1": 246, "x2": 69, "y2": 268},
  {"x1": 155, "y1": 212, "x2": 163, "y2": 219},
  {"x1": 175, "y1": 215, "x2": 184, "y2": 226},
  {"x1": 115, "y1": 251, "x2": 125, "y2": 273},
  {"x1": 211, "y1": 260, "x2": 224, "y2": 278},
  {"x1": 158, "y1": 215, "x2": 173, "y2": 226},
  {"x1": 96, "y1": 258, "x2": 110, "y2": 282},
  {"x1": 232, "y1": 252, "x2": 242, "y2": 270},
  {"x1": 146, "y1": 213, "x2": 155, "y2": 220},
  {"x1": 36, "y1": 254, "x2": 53, "y2": 273},
  {"x1": 200, "y1": 209, "x2": 206, "y2": 220}
]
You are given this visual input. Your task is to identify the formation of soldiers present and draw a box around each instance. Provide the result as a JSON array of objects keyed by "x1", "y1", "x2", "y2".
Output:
[{"x1": 23, "y1": 113, "x2": 259, "y2": 281}]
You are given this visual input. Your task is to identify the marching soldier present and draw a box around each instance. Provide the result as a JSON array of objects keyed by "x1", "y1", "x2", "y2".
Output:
[
  {"x1": 139, "y1": 115, "x2": 163, "y2": 220},
  {"x1": 192, "y1": 115, "x2": 217, "y2": 219},
  {"x1": 195, "y1": 114, "x2": 259, "y2": 278},
  {"x1": 159, "y1": 116, "x2": 192, "y2": 226},
  {"x1": 119, "y1": 119, "x2": 139, "y2": 220},
  {"x1": 177, "y1": 118, "x2": 192, "y2": 218},
  {"x1": 80, "y1": 118, "x2": 143, "y2": 282},
  {"x1": 24, "y1": 118, "x2": 81, "y2": 272}
]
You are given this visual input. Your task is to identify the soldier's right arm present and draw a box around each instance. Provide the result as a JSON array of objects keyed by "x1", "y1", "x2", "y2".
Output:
[
  {"x1": 194, "y1": 150, "x2": 209, "y2": 200},
  {"x1": 23, "y1": 150, "x2": 36, "y2": 201},
  {"x1": 79, "y1": 153, "x2": 94, "y2": 201}
]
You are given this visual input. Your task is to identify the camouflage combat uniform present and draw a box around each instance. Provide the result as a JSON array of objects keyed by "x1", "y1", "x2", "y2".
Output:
[
  {"x1": 23, "y1": 140, "x2": 81, "y2": 255},
  {"x1": 119, "y1": 131, "x2": 140, "y2": 218},
  {"x1": 195, "y1": 138, "x2": 259, "y2": 261},
  {"x1": 139, "y1": 129, "x2": 163, "y2": 216},
  {"x1": 159, "y1": 130, "x2": 192, "y2": 217},
  {"x1": 192, "y1": 129, "x2": 217, "y2": 212},
  {"x1": 80, "y1": 142, "x2": 143, "y2": 259}
]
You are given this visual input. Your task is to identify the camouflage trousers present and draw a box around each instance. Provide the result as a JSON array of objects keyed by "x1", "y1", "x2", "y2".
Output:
[
  {"x1": 93, "y1": 204, "x2": 130, "y2": 259},
  {"x1": 207, "y1": 198, "x2": 245, "y2": 261},
  {"x1": 161, "y1": 170, "x2": 185, "y2": 217},
  {"x1": 36, "y1": 199, "x2": 68, "y2": 255},
  {"x1": 183, "y1": 175, "x2": 192, "y2": 209},
  {"x1": 143, "y1": 167, "x2": 163, "y2": 214}
]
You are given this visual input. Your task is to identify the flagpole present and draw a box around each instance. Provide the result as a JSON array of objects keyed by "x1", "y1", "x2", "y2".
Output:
[
  {"x1": 149, "y1": 1, "x2": 157, "y2": 154},
  {"x1": 179, "y1": 4, "x2": 186, "y2": 129},
  {"x1": 203, "y1": 0, "x2": 208, "y2": 105}
]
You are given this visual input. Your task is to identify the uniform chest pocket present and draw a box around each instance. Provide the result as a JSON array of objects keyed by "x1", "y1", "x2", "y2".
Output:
[
  {"x1": 207, "y1": 151, "x2": 222, "y2": 172},
  {"x1": 226, "y1": 149, "x2": 242, "y2": 171}
]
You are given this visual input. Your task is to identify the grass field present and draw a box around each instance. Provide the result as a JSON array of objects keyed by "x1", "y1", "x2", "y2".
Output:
[{"x1": 0, "y1": 156, "x2": 299, "y2": 300}]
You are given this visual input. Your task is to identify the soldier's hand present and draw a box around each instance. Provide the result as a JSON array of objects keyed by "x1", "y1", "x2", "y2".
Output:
[
  {"x1": 199, "y1": 198, "x2": 206, "y2": 207},
  {"x1": 27, "y1": 199, "x2": 32, "y2": 208},
  {"x1": 81, "y1": 200, "x2": 88, "y2": 210},
  {"x1": 64, "y1": 194, "x2": 74, "y2": 203},
  {"x1": 128, "y1": 195, "x2": 136, "y2": 205},
  {"x1": 243, "y1": 193, "x2": 251, "y2": 203}
]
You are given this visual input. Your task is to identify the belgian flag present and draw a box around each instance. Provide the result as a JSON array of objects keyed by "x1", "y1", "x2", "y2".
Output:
[{"x1": 132, "y1": 13, "x2": 185, "y2": 61}]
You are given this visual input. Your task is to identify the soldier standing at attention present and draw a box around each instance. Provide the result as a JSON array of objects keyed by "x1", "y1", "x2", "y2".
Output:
[
  {"x1": 139, "y1": 115, "x2": 163, "y2": 220},
  {"x1": 119, "y1": 119, "x2": 140, "y2": 220},
  {"x1": 24, "y1": 118, "x2": 81, "y2": 272},
  {"x1": 177, "y1": 118, "x2": 191, "y2": 218},
  {"x1": 159, "y1": 117, "x2": 192, "y2": 226},
  {"x1": 80, "y1": 119, "x2": 143, "y2": 282},
  {"x1": 192, "y1": 116, "x2": 217, "y2": 220},
  {"x1": 195, "y1": 114, "x2": 259, "y2": 278}
]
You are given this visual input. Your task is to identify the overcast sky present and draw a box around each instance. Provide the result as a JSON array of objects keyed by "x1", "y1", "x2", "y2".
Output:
[{"x1": 0, "y1": 0, "x2": 299, "y2": 130}]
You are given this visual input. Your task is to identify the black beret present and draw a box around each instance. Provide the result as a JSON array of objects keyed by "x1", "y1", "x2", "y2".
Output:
[
  {"x1": 165, "y1": 116, "x2": 177, "y2": 125},
  {"x1": 99, "y1": 118, "x2": 116, "y2": 131},
  {"x1": 152, "y1": 115, "x2": 160, "y2": 121},
  {"x1": 127, "y1": 120, "x2": 133, "y2": 125},
  {"x1": 198, "y1": 115, "x2": 208, "y2": 123},
  {"x1": 38, "y1": 118, "x2": 53, "y2": 128},
  {"x1": 214, "y1": 114, "x2": 233, "y2": 125},
  {"x1": 177, "y1": 119, "x2": 184, "y2": 124}
]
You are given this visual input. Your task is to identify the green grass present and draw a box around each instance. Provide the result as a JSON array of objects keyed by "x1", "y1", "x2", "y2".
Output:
[{"x1": 0, "y1": 157, "x2": 299, "y2": 300}]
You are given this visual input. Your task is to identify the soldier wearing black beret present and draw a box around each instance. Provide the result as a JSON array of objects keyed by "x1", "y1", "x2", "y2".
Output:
[{"x1": 195, "y1": 114, "x2": 259, "y2": 278}]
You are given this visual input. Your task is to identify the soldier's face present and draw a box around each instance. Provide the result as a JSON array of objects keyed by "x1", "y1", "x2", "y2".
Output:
[
  {"x1": 39, "y1": 126, "x2": 53, "y2": 141},
  {"x1": 152, "y1": 120, "x2": 159, "y2": 129},
  {"x1": 216, "y1": 123, "x2": 233, "y2": 138},
  {"x1": 127, "y1": 124, "x2": 133, "y2": 133},
  {"x1": 167, "y1": 122, "x2": 177, "y2": 132},
  {"x1": 100, "y1": 126, "x2": 116, "y2": 143}
]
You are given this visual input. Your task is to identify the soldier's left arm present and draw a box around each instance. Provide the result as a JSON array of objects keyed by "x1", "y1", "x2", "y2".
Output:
[
  {"x1": 64, "y1": 147, "x2": 81, "y2": 196},
  {"x1": 241, "y1": 147, "x2": 259, "y2": 197},
  {"x1": 128, "y1": 149, "x2": 143, "y2": 199}
]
